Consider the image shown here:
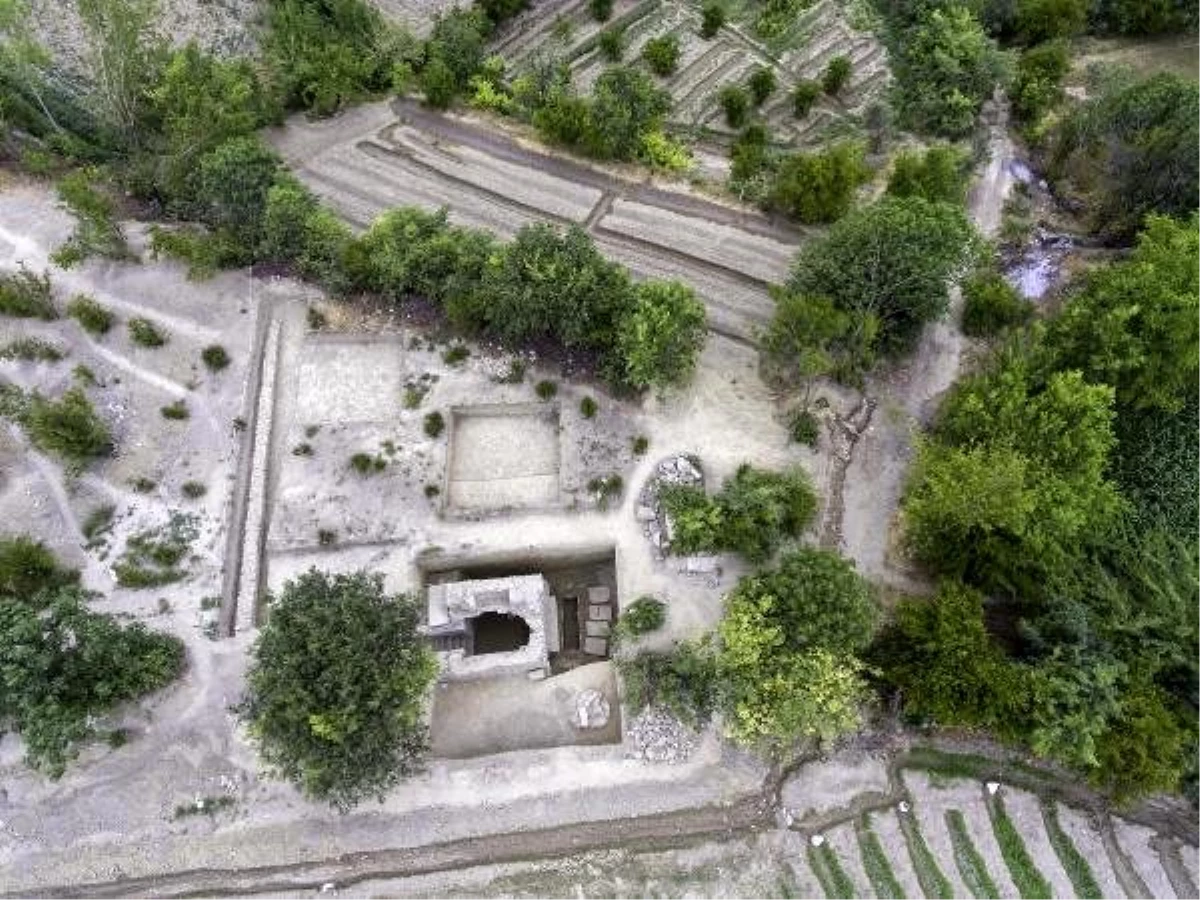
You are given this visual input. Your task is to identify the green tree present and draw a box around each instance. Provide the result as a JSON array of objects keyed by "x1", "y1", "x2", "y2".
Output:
[
  {"x1": 1043, "y1": 214, "x2": 1198, "y2": 414},
  {"x1": 240, "y1": 569, "x2": 437, "y2": 810},
  {"x1": 822, "y1": 55, "x2": 851, "y2": 94},
  {"x1": 1026, "y1": 646, "x2": 1125, "y2": 769},
  {"x1": 615, "y1": 280, "x2": 706, "y2": 390},
  {"x1": 0, "y1": 582, "x2": 183, "y2": 776},
  {"x1": 792, "y1": 80, "x2": 821, "y2": 117},
  {"x1": 886, "y1": 144, "x2": 969, "y2": 205},
  {"x1": 1012, "y1": 0, "x2": 1087, "y2": 43},
  {"x1": 960, "y1": 266, "x2": 1032, "y2": 337},
  {"x1": 77, "y1": 0, "x2": 164, "y2": 141},
  {"x1": 874, "y1": 580, "x2": 1023, "y2": 730},
  {"x1": 0, "y1": 535, "x2": 78, "y2": 599},
  {"x1": 584, "y1": 67, "x2": 670, "y2": 159},
  {"x1": 767, "y1": 142, "x2": 868, "y2": 224},
  {"x1": 642, "y1": 34, "x2": 680, "y2": 77},
  {"x1": 778, "y1": 196, "x2": 977, "y2": 375},
  {"x1": 1011, "y1": 40, "x2": 1069, "y2": 124},
  {"x1": 1092, "y1": 683, "x2": 1190, "y2": 800},
  {"x1": 748, "y1": 66, "x2": 777, "y2": 105},
  {"x1": 700, "y1": 1, "x2": 727, "y2": 38},
  {"x1": 719, "y1": 85, "x2": 749, "y2": 128},
  {"x1": 892, "y1": 0, "x2": 1004, "y2": 138},
  {"x1": 194, "y1": 136, "x2": 282, "y2": 246},
  {"x1": 715, "y1": 465, "x2": 818, "y2": 563},
  {"x1": 420, "y1": 56, "x2": 458, "y2": 108},
  {"x1": 762, "y1": 292, "x2": 853, "y2": 401}
]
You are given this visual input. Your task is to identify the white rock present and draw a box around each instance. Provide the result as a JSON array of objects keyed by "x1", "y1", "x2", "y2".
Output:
[
  {"x1": 986, "y1": 781, "x2": 1000, "y2": 795},
  {"x1": 810, "y1": 834, "x2": 825, "y2": 846},
  {"x1": 573, "y1": 689, "x2": 610, "y2": 729},
  {"x1": 898, "y1": 800, "x2": 910, "y2": 813}
]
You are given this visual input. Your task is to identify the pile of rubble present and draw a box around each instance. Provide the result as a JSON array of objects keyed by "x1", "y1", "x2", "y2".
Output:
[
  {"x1": 625, "y1": 706, "x2": 700, "y2": 764},
  {"x1": 634, "y1": 455, "x2": 704, "y2": 559}
]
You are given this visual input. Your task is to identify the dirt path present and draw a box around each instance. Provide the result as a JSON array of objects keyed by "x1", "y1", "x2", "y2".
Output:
[{"x1": 832, "y1": 95, "x2": 1013, "y2": 591}]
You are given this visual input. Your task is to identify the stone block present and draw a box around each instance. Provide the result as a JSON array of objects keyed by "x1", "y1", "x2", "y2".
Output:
[
  {"x1": 587, "y1": 585, "x2": 610, "y2": 604},
  {"x1": 583, "y1": 636, "x2": 608, "y2": 656},
  {"x1": 589, "y1": 604, "x2": 612, "y2": 621},
  {"x1": 585, "y1": 620, "x2": 610, "y2": 637}
]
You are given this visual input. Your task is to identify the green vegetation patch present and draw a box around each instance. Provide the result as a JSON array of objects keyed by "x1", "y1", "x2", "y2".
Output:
[
  {"x1": 0, "y1": 266, "x2": 56, "y2": 319},
  {"x1": 900, "y1": 812, "x2": 954, "y2": 899},
  {"x1": 856, "y1": 814, "x2": 905, "y2": 898},
  {"x1": 128, "y1": 317, "x2": 167, "y2": 347},
  {"x1": 808, "y1": 842, "x2": 857, "y2": 899},
  {"x1": 0, "y1": 338, "x2": 65, "y2": 362},
  {"x1": 66, "y1": 294, "x2": 114, "y2": 334},
  {"x1": 1040, "y1": 803, "x2": 1101, "y2": 899},
  {"x1": 946, "y1": 809, "x2": 1000, "y2": 899},
  {"x1": 988, "y1": 794, "x2": 1051, "y2": 899},
  {"x1": 113, "y1": 512, "x2": 198, "y2": 588}
]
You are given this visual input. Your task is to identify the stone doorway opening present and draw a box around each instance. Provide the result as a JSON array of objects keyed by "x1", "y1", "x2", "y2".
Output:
[{"x1": 470, "y1": 611, "x2": 531, "y2": 655}]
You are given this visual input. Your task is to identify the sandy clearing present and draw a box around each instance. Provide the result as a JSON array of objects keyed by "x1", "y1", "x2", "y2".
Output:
[{"x1": 1114, "y1": 819, "x2": 1177, "y2": 899}]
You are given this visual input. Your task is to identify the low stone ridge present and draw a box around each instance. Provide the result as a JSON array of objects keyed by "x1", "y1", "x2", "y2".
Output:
[
  {"x1": 573, "y1": 689, "x2": 611, "y2": 730},
  {"x1": 625, "y1": 706, "x2": 700, "y2": 764}
]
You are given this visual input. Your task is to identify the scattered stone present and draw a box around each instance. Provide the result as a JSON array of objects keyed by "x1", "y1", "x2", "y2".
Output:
[
  {"x1": 898, "y1": 800, "x2": 910, "y2": 813},
  {"x1": 986, "y1": 781, "x2": 999, "y2": 795},
  {"x1": 636, "y1": 454, "x2": 704, "y2": 558},
  {"x1": 573, "y1": 689, "x2": 610, "y2": 730},
  {"x1": 625, "y1": 706, "x2": 699, "y2": 764},
  {"x1": 811, "y1": 834, "x2": 825, "y2": 846}
]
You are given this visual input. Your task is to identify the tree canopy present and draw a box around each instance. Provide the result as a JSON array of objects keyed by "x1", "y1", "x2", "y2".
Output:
[{"x1": 241, "y1": 569, "x2": 437, "y2": 810}]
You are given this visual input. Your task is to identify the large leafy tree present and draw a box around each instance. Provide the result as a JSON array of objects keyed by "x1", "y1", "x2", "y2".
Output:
[
  {"x1": 240, "y1": 569, "x2": 437, "y2": 810},
  {"x1": 0, "y1": 573, "x2": 184, "y2": 777},
  {"x1": 774, "y1": 196, "x2": 977, "y2": 378},
  {"x1": 1043, "y1": 214, "x2": 1198, "y2": 414},
  {"x1": 767, "y1": 142, "x2": 869, "y2": 224},
  {"x1": 719, "y1": 547, "x2": 877, "y2": 747},
  {"x1": 583, "y1": 66, "x2": 671, "y2": 160},
  {"x1": 615, "y1": 281, "x2": 707, "y2": 390}
]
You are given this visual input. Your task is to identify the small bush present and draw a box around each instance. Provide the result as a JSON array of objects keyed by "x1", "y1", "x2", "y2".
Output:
[
  {"x1": 748, "y1": 67, "x2": 777, "y2": 105},
  {"x1": 615, "y1": 596, "x2": 666, "y2": 640},
  {"x1": 793, "y1": 80, "x2": 822, "y2": 117},
  {"x1": 598, "y1": 26, "x2": 625, "y2": 62},
  {"x1": 131, "y1": 477, "x2": 157, "y2": 493},
  {"x1": 52, "y1": 168, "x2": 130, "y2": 266},
  {"x1": 73, "y1": 364, "x2": 98, "y2": 385},
  {"x1": 789, "y1": 409, "x2": 820, "y2": 447},
  {"x1": 317, "y1": 529, "x2": 337, "y2": 546},
  {"x1": 66, "y1": 294, "x2": 112, "y2": 334},
  {"x1": 0, "y1": 266, "x2": 56, "y2": 319},
  {"x1": 498, "y1": 359, "x2": 526, "y2": 383},
  {"x1": 24, "y1": 387, "x2": 112, "y2": 468},
  {"x1": 588, "y1": 473, "x2": 624, "y2": 509},
  {"x1": 642, "y1": 35, "x2": 681, "y2": 77},
  {"x1": 961, "y1": 269, "x2": 1033, "y2": 337},
  {"x1": 700, "y1": 1, "x2": 726, "y2": 38},
  {"x1": 403, "y1": 382, "x2": 428, "y2": 408},
  {"x1": 580, "y1": 396, "x2": 598, "y2": 418},
  {"x1": 292, "y1": 443, "x2": 314, "y2": 456},
  {"x1": 421, "y1": 411, "x2": 444, "y2": 438},
  {"x1": 720, "y1": 85, "x2": 750, "y2": 128},
  {"x1": 823, "y1": 55, "x2": 852, "y2": 95},
  {"x1": 160, "y1": 400, "x2": 189, "y2": 420},
  {"x1": 181, "y1": 481, "x2": 207, "y2": 499},
  {"x1": 114, "y1": 513, "x2": 198, "y2": 588},
  {"x1": 82, "y1": 504, "x2": 116, "y2": 543},
  {"x1": 632, "y1": 435, "x2": 649, "y2": 455},
  {"x1": 201, "y1": 345, "x2": 230, "y2": 371},
  {"x1": 128, "y1": 318, "x2": 167, "y2": 347},
  {"x1": 349, "y1": 452, "x2": 386, "y2": 474},
  {"x1": 173, "y1": 795, "x2": 235, "y2": 819},
  {"x1": 442, "y1": 344, "x2": 469, "y2": 366},
  {"x1": 618, "y1": 639, "x2": 720, "y2": 725},
  {"x1": 589, "y1": 0, "x2": 613, "y2": 21},
  {"x1": 424, "y1": 484, "x2": 441, "y2": 498},
  {"x1": 306, "y1": 306, "x2": 326, "y2": 330},
  {"x1": 535, "y1": 379, "x2": 557, "y2": 400},
  {"x1": 0, "y1": 338, "x2": 64, "y2": 362}
]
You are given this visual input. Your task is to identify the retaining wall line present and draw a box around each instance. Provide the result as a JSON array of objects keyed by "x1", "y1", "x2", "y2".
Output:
[{"x1": 235, "y1": 318, "x2": 281, "y2": 633}]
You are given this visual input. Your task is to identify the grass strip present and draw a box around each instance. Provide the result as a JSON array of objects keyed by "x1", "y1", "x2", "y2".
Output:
[
  {"x1": 1041, "y1": 802, "x2": 1102, "y2": 899},
  {"x1": 946, "y1": 809, "x2": 1000, "y2": 899},
  {"x1": 903, "y1": 746, "x2": 1049, "y2": 783},
  {"x1": 988, "y1": 794, "x2": 1052, "y2": 898},
  {"x1": 899, "y1": 809, "x2": 954, "y2": 899},
  {"x1": 857, "y1": 814, "x2": 905, "y2": 898},
  {"x1": 808, "y1": 842, "x2": 858, "y2": 899}
]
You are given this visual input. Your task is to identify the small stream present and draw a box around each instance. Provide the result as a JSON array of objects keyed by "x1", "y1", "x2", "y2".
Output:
[{"x1": 1001, "y1": 159, "x2": 1075, "y2": 301}]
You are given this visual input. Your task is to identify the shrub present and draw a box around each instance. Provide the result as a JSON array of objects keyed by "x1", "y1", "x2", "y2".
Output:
[
  {"x1": 194, "y1": 136, "x2": 282, "y2": 247},
  {"x1": 423, "y1": 411, "x2": 446, "y2": 438},
  {"x1": 615, "y1": 280, "x2": 706, "y2": 390},
  {"x1": 588, "y1": 473, "x2": 624, "y2": 509},
  {"x1": 887, "y1": 145, "x2": 970, "y2": 206},
  {"x1": 317, "y1": 529, "x2": 337, "y2": 546},
  {"x1": 748, "y1": 67, "x2": 776, "y2": 105},
  {"x1": 792, "y1": 80, "x2": 822, "y2": 118},
  {"x1": 349, "y1": 452, "x2": 385, "y2": 474},
  {"x1": 0, "y1": 265, "x2": 56, "y2": 319},
  {"x1": 719, "y1": 85, "x2": 749, "y2": 128},
  {"x1": 535, "y1": 379, "x2": 558, "y2": 400},
  {"x1": 632, "y1": 435, "x2": 649, "y2": 455},
  {"x1": 789, "y1": 409, "x2": 820, "y2": 447},
  {"x1": 131, "y1": 477, "x2": 157, "y2": 493},
  {"x1": 961, "y1": 269, "x2": 1032, "y2": 337},
  {"x1": 767, "y1": 142, "x2": 869, "y2": 224},
  {"x1": 579, "y1": 396, "x2": 598, "y2": 418},
  {"x1": 239, "y1": 569, "x2": 438, "y2": 809},
  {"x1": 0, "y1": 535, "x2": 78, "y2": 598},
  {"x1": 114, "y1": 513, "x2": 198, "y2": 588},
  {"x1": 128, "y1": 317, "x2": 166, "y2": 347},
  {"x1": 700, "y1": 1, "x2": 727, "y2": 38},
  {"x1": 0, "y1": 338, "x2": 64, "y2": 362},
  {"x1": 66, "y1": 294, "x2": 112, "y2": 333},
  {"x1": 618, "y1": 639, "x2": 720, "y2": 726},
  {"x1": 420, "y1": 56, "x2": 458, "y2": 109},
  {"x1": 24, "y1": 387, "x2": 111, "y2": 468},
  {"x1": 181, "y1": 480, "x2": 207, "y2": 499},
  {"x1": 598, "y1": 27, "x2": 624, "y2": 62},
  {"x1": 52, "y1": 168, "x2": 130, "y2": 267},
  {"x1": 614, "y1": 595, "x2": 666, "y2": 640},
  {"x1": 442, "y1": 344, "x2": 469, "y2": 365},
  {"x1": 642, "y1": 35, "x2": 680, "y2": 77},
  {"x1": 822, "y1": 55, "x2": 852, "y2": 95},
  {"x1": 160, "y1": 400, "x2": 189, "y2": 420},
  {"x1": 201, "y1": 344, "x2": 230, "y2": 371},
  {"x1": 589, "y1": 0, "x2": 613, "y2": 21},
  {"x1": 293, "y1": 443, "x2": 314, "y2": 456}
]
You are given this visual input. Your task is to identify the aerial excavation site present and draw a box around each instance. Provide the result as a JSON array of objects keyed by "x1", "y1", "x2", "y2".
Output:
[{"x1": 0, "y1": 0, "x2": 1196, "y2": 896}]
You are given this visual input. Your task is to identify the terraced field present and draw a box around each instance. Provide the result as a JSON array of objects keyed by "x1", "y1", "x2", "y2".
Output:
[
  {"x1": 268, "y1": 99, "x2": 805, "y2": 342},
  {"x1": 777, "y1": 758, "x2": 1198, "y2": 900},
  {"x1": 494, "y1": 0, "x2": 890, "y2": 149}
]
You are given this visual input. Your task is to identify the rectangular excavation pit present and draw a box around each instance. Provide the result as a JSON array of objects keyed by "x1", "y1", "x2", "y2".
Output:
[
  {"x1": 421, "y1": 546, "x2": 622, "y2": 759},
  {"x1": 444, "y1": 402, "x2": 561, "y2": 513},
  {"x1": 292, "y1": 337, "x2": 405, "y2": 424}
]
